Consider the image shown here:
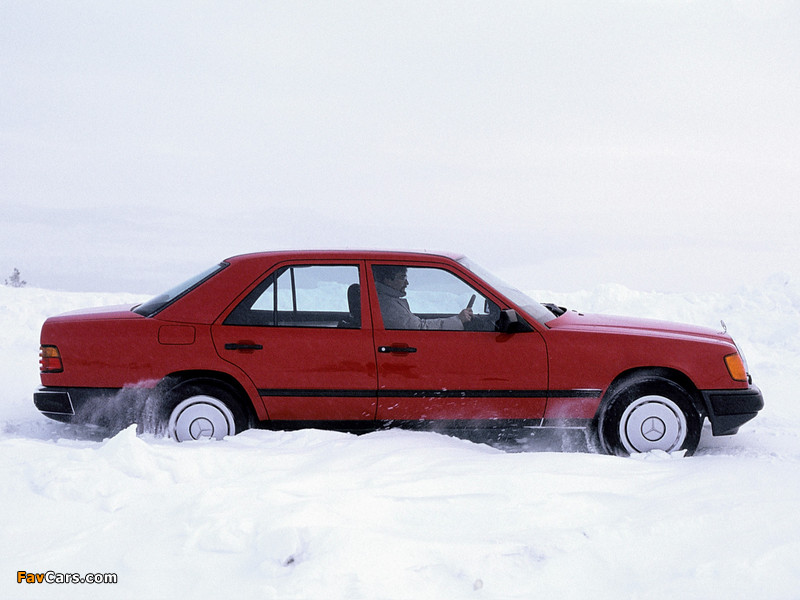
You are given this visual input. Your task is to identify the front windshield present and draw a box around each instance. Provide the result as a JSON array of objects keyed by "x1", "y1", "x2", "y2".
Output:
[
  {"x1": 458, "y1": 257, "x2": 557, "y2": 325},
  {"x1": 133, "y1": 262, "x2": 227, "y2": 317}
]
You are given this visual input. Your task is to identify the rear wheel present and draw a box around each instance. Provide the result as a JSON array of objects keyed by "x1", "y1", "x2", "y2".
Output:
[
  {"x1": 157, "y1": 380, "x2": 247, "y2": 442},
  {"x1": 598, "y1": 375, "x2": 702, "y2": 456}
]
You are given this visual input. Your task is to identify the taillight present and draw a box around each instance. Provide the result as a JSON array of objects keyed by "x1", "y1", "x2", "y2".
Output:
[
  {"x1": 724, "y1": 353, "x2": 747, "y2": 382},
  {"x1": 40, "y1": 345, "x2": 63, "y2": 373}
]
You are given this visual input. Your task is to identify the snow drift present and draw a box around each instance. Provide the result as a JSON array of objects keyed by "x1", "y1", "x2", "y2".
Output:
[{"x1": 1, "y1": 279, "x2": 799, "y2": 599}]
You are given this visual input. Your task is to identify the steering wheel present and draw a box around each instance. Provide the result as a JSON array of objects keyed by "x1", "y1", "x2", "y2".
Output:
[{"x1": 463, "y1": 295, "x2": 501, "y2": 331}]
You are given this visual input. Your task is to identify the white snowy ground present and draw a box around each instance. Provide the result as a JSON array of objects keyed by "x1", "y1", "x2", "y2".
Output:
[{"x1": 1, "y1": 279, "x2": 799, "y2": 600}]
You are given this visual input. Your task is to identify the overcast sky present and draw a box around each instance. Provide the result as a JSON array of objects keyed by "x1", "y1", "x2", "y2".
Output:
[{"x1": 2, "y1": 1, "x2": 798, "y2": 294}]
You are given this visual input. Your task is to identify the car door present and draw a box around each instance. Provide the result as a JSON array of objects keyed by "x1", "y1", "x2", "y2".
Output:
[
  {"x1": 212, "y1": 261, "x2": 378, "y2": 422},
  {"x1": 368, "y1": 261, "x2": 549, "y2": 423}
]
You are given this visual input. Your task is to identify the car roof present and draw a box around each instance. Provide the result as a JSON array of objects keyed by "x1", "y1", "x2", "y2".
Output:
[{"x1": 223, "y1": 249, "x2": 466, "y2": 264}]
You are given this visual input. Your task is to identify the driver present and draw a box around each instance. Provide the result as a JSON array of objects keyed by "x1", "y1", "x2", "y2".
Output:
[{"x1": 373, "y1": 265, "x2": 473, "y2": 330}]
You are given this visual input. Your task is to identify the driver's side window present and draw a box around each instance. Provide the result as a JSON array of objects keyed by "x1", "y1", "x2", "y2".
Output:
[{"x1": 372, "y1": 265, "x2": 498, "y2": 331}]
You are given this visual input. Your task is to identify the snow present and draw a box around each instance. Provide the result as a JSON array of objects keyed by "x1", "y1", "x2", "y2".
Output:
[{"x1": 2, "y1": 280, "x2": 800, "y2": 599}]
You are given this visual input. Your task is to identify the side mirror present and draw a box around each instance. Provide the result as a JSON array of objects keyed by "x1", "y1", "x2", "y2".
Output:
[{"x1": 497, "y1": 309, "x2": 533, "y2": 333}]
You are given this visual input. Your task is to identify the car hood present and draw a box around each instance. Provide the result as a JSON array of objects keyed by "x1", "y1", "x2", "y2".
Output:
[{"x1": 547, "y1": 310, "x2": 726, "y2": 341}]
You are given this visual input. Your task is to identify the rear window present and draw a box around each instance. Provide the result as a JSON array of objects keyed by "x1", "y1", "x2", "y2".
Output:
[{"x1": 133, "y1": 262, "x2": 228, "y2": 317}]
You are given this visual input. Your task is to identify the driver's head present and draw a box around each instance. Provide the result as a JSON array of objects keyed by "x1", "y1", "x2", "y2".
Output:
[{"x1": 374, "y1": 265, "x2": 408, "y2": 293}]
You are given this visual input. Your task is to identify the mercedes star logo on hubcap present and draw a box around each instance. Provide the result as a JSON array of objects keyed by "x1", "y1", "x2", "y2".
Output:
[
  {"x1": 640, "y1": 416, "x2": 666, "y2": 442},
  {"x1": 189, "y1": 417, "x2": 214, "y2": 439}
]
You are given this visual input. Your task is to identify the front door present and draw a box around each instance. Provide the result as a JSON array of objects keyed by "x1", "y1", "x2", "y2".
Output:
[
  {"x1": 368, "y1": 262, "x2": 549, "y2": 423},
  {"x1": 212, "y1": 262, "x2": 378, "y2": 422}
]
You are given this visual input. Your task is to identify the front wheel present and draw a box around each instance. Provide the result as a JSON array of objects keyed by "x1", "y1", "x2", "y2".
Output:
[{"x1": 597, "y1": 376, "x2": 702, "y2": 456}]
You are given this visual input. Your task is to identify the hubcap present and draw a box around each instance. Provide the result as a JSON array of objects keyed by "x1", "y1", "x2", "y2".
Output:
[
  {"x1": 619, "y1": 395, "x2": 687, "y2": 454},
  {"x1": 168, "y1": 395, "x2": 236, "y2": 442}
]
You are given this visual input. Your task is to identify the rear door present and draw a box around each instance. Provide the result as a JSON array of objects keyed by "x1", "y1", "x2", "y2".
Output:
[
  {"x1": 212, "y1": 261, "x2": 378, "y2": 422},
  {"x1": 367, "y1": 260, "x2": 549, "y2": 423}
]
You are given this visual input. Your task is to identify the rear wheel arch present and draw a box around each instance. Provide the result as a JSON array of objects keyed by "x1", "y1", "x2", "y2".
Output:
[{"x1": 158, "y1": 371, "x2": 258, "y2": 422}]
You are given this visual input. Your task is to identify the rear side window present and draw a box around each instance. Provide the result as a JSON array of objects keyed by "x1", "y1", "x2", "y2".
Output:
[
  {"x1": 133, "y1": 263, "x2": 227, "y2": 317},
  {"x1": 224, "y1": 265, "x2": 361, "y2": 328}
]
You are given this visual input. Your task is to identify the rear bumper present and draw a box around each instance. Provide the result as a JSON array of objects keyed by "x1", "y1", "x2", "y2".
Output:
[
  {"x1": 34, "y1": 388, "x2": 77, "y2": 422},
  {"x1": 701, "y1": 385, "x2": 764, "y2": 436},
  {"x1": 34, "y1": 386, "x2": 138, "y2": 427}
]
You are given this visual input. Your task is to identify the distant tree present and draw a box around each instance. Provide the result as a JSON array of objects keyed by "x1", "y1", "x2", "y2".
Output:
[{"x1": 4, "y1": 268, "x2": 27, "y2": 288}]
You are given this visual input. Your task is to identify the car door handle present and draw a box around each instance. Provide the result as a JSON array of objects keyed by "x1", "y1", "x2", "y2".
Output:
[
  {"x1": 378, "y1": 345, "x2": 417, "y2": 353},
  {"x1": 225, "y1": 343, "x2": 264, "y2": 351}
]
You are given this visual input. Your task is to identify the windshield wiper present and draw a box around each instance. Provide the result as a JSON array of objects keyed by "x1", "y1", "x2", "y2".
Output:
[{"x1": 542, "y1": 303, "x2": 567, "y2": 317}]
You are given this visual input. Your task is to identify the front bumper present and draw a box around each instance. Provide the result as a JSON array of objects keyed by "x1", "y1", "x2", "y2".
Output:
[{"x1": 701, "y1": 385, "x2": 764, "y2": 436}]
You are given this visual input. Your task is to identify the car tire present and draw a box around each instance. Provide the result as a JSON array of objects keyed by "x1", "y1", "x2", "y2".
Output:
[
  {"x1": 158, "y1": 380, "x2": 247, "y2": 442},
  {"x1": 597, "y1": 375, "x2": 702, "y2": 456}
]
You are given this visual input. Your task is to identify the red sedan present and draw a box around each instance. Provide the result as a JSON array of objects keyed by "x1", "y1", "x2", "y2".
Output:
[{"x1": 34, "y1": 250, "x2": 763, "y2": 455}]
